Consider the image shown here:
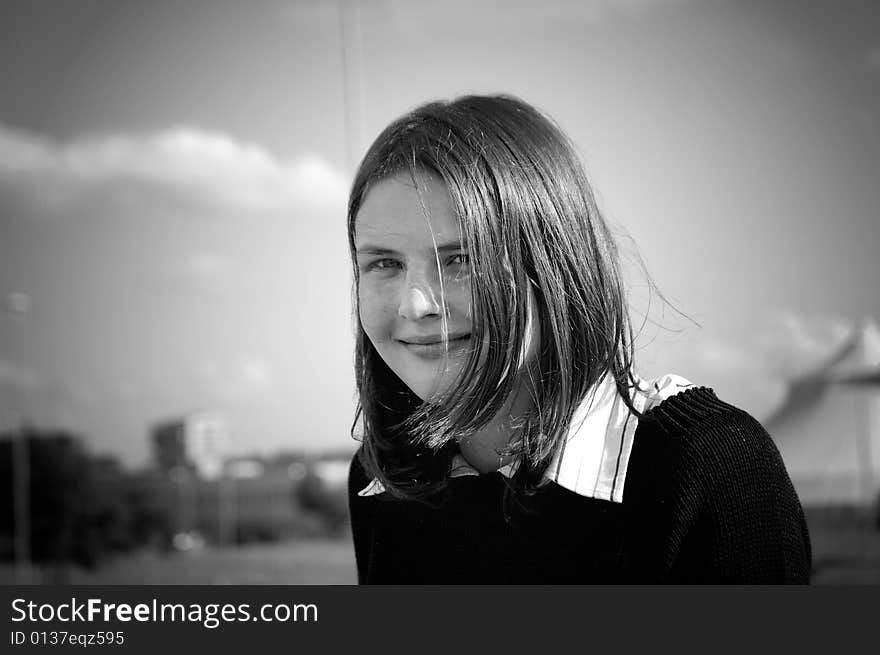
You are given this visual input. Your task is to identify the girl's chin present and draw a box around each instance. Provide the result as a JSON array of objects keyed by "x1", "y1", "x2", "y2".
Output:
[{"x1": 401, "y1": 375, "x2": 459, "y2": 403}]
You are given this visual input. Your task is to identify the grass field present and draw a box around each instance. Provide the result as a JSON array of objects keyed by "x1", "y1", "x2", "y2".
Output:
[
  {"x1": 1, "y1": 538, "x2": 358, "y2": 585},
  {"x1": 2, "y1": 510, "x2": 878, "y2": 585}
]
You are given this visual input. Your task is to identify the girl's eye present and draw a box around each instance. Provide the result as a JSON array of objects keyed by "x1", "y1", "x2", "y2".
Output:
[
  {"x1": 365, "y1": 258, "x2": 401, "y2": 272},
  {"x1": 445, "y1": 253, "x2": 470, "y2": 281}
]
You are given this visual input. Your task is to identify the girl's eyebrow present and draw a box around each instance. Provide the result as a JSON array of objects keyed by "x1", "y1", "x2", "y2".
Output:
[
  {"x1": 356, "y1": 245, "x2": 400, "y2": 256},
  {"x1": 355, "y1": 242, "x2": 468, "y2": 256}
]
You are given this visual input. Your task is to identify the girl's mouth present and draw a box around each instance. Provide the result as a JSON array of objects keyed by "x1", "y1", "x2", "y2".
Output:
[{"x1": 400, "y1": 334, "x2": 472, "y2": 359}]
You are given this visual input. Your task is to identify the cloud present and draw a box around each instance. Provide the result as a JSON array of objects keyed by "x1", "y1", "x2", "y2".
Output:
[
  {"x1": 749, "y1": 310, "x2": 855, "y2": 379},
  {"x1": 0, "y1": 123, "x2": 348, "y2": 217},
  {"x1": 867, "y1": 46, "x2": 880, "y2": 69},
  {"x1": 686, "y1": 311, "x2": 861, "y2": 384}
]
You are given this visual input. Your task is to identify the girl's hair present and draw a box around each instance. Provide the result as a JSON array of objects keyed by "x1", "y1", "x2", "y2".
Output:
[{"x1": 348, "y1": 94, "x2": 643, "y2": 503}]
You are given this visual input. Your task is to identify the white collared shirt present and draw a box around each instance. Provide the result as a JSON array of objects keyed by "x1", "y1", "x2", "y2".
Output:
[{"x1": 358, "y1": 373, "x2": 694, "y2": 503}]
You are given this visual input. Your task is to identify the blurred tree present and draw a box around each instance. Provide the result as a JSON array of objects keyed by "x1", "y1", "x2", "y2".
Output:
[
  {"x1": 292, "y1": 469, "x2": 349, "y2": 536},
  {"x1": 123, "y1": 471, "x2": 175, "y2": 548},
  {"x1": 0, "y1": 429, "x2": 171, "y2": 577}
]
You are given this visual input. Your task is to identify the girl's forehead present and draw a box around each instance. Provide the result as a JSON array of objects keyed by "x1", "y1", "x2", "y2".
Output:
[{"x1": 354, "y1": 172, "x2": 464, "y2": 247}]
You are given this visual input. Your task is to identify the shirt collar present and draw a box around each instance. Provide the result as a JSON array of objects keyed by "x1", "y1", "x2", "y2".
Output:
[{"x1": 358, "y1": 373, "x2": 693, "y2": 503}]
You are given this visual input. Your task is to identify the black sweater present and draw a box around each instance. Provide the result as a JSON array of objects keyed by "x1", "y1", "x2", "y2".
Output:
[{"x1": 347, "y1": 388, "x2": 812, "y2": 583}]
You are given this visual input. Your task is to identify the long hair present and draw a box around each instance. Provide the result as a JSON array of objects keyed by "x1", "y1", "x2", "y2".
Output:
[{"x1": 348, "y1": 94, "x2": 643, "y2": 503}]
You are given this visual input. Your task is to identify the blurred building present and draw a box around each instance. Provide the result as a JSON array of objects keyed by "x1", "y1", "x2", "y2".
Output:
[
  {"x1": 152, "y1": 411, "x2": 228, "y2": 479},
  {"x1": 312, "y1": 458, "x2": 351, "y2": 489},
  {"x1": 146, "y1": 415, "x2": 354, "y2": 544}
]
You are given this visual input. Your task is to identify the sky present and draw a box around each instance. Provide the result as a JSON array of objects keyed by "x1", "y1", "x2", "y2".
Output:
[{"x1": 0, "y1": 0, "x2": 878, "y2": 468}]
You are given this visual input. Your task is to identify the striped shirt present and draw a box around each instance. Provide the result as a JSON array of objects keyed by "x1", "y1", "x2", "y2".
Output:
[{"x1": 358, "y1": 372, "x2": 694, "y2": 502}]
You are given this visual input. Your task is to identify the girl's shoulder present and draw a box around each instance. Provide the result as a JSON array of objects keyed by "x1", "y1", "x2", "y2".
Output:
[
  {"x1": 637, "y1": 382, "x2": 781, "y2": 467},
  {"x1": 624, "y1": 383, "x2": 812, "y2": 583},
  {"x1": 627, "y1": 382, "x2": 799, "y2": 513}
]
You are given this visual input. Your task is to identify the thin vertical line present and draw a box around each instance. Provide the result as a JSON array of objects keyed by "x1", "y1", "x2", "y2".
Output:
[
  {"x1": 7, "y1": 292, "x2": 31, "y2": 583},
  {"x1": 610, "y1": 409, "x2": 631, "y2": 500},
  {"x1": 339, "y1": 0, "x2": 365, "y2": 173}
]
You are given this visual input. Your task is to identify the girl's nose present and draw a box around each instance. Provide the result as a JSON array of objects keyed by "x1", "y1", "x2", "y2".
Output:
[{"x1": 399, "y1": 281, "x2": 442, "y2": 320}]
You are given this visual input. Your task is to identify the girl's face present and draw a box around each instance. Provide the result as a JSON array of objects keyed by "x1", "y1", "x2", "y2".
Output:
[
  {"x1": 355, "y1": 172, "x2": 473, "y2": 400},
  {"x1": 355, "y1": 172, "x2": 540, "y2": 402}
]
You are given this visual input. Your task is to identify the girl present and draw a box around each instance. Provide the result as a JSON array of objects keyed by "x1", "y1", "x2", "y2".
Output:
[{"x1": 346, "y1": 94, "x2": 811, "y2": 583}]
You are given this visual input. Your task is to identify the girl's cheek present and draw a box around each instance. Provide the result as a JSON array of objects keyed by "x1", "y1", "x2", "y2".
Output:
[
  {"x1": 456, "y1": 291, "x2": 474, "y2": 321},
  {"x1": 359, "y1": 285, "x2": 396, "y2": 331}
]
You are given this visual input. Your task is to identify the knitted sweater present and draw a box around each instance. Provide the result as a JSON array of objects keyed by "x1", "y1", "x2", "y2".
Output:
[{"x1": 347, "y1": 387, "x2": 812, "y2": 583}]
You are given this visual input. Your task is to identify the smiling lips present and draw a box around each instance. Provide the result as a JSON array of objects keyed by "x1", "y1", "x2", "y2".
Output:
[{"x1": 398, "y1": 333, "x2": 472, "y2": 359}]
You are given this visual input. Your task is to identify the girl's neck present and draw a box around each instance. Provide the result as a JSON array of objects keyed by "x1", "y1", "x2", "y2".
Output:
[{"x1": 456, "y1": 380, "x2": 534, "y2": 473}]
